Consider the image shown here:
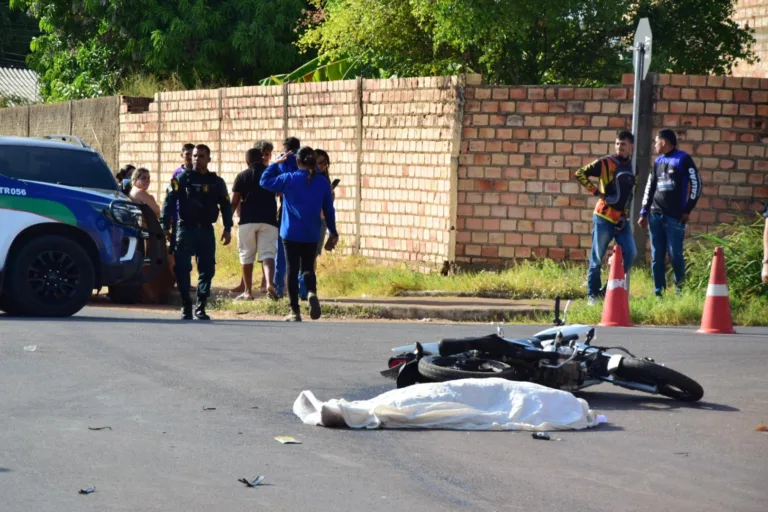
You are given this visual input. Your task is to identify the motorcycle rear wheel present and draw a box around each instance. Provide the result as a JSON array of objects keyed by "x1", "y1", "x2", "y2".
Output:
[
  {"x1": 418, "y1": 355, "x2": 517, "y2": 382},
  {"x1": 615, "y1": 358, "x2": 704, "y2": 402}
]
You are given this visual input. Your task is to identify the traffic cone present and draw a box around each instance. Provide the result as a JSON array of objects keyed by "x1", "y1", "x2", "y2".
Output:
[
  {"x1": 697, "y1": 247, "x2": 736, "y2": 334},
  {"x1": 599, "y1": 245, "x2": 633, "y2": 327}
]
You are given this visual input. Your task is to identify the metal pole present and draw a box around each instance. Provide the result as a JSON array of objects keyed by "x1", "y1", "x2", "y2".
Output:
[
  {"x1": 630, "y1": 43, "x2": 645, "y2": 226},
  {"x1": 627, "y1": 43, "x2": 645, "y2": 294}
]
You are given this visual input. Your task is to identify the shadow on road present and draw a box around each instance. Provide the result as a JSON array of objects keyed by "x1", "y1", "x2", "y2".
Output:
[
  {"x1": 0, "y1": 468, "x2": 11, "y2": 473},
  {"x1": 577, "y1": 391, "x2": 739, "y2": 413},
  {"x1": 0, "y1": 315, "x2": 281, "y2": 327}
]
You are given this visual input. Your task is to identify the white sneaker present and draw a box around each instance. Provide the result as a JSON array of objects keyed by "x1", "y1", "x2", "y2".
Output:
[{"x1": 587, "y1": 296, "x2": 599, "y2": 307}]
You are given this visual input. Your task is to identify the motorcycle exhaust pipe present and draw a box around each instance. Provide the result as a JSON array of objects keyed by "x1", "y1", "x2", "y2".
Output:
[{"x1": 610, "y1": 378, "x2": 658, "y2": 395}]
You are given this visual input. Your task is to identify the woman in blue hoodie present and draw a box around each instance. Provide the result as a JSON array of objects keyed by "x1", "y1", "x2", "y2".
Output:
[{"x1": 260, "y1": 146, "x2": 339, "y2": 321}]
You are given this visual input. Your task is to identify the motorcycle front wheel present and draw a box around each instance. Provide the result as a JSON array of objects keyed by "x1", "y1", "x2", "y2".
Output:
[
  {"x1": 615, "y1": 358, "x2": 704, "y2": 402},
  {"x1": 418, "y1": 355, "x2": 517, "y2": 382}
]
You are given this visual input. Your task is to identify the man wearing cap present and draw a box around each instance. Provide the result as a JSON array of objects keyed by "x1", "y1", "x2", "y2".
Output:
[{"x1": 638, "y1": 129, "x2": 702, "y2": 296}]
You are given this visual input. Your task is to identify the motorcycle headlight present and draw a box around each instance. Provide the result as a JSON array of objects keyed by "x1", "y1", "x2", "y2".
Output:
[{"x1": 108, "y1": 202, "x2": 142, "y2": 228}]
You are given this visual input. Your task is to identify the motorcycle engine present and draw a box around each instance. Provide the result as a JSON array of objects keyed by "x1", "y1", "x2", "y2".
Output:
[{"x1": 541, "y1": 361, "x2": 583, "y2": 391}]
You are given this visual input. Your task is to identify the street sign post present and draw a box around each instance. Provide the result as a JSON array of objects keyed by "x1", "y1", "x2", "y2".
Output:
[
  {"x1": 628, "y1": 18, "x2": 652, "y2": 292},
  {"x1": 630, "y1": 17, "x2": 652, "y2": 225}
]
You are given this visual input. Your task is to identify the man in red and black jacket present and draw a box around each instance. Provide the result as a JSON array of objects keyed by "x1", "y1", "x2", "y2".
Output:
[
  {"x1": 574, "y1": 130, "x2": 637, "y2": 306},
  {"x1": 638, "y1": 129, "x2": 702, "y2": 296}
]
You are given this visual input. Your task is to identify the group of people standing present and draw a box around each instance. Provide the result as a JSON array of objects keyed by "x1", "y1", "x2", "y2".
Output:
[
  {"x1": 121, "y1": 137, "x2": 338, "y2": 322},
  {"x1": 575, "y1": 128, "x2": 703, "y2": 304},
  {"x1": 226, "y1": 137, "x2": 339, "y2": 322}
]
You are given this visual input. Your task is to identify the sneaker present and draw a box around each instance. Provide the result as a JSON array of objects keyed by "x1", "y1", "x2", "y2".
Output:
[
  {"x1": 308, "y1": 292, "x2": 322, "y2": 320},
  {"x1": 587, "y1": 296, "x2": 599, "y2": 307},
  {"x1": 285, "y1": 311, "x2": 302, "y2": 322}
]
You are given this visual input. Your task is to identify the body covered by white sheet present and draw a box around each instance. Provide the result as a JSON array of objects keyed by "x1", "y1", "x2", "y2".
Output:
[{"x1": 293, "y1": 378, "x2": 605, "y2": 431}]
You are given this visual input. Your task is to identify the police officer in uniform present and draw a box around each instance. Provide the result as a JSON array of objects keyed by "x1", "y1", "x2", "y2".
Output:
[{"x1": 160, "y1": 144, "x2": 233, "y2": 320}]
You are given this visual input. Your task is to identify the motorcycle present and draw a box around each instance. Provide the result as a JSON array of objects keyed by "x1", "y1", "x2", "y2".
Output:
[{"x1": 380, "y1": 297, "x2": 704, "y2": 402}]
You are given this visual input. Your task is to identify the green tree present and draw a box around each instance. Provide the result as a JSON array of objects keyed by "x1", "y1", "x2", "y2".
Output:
[
  {"x1": 299, "y1": 0, "x2": 757, "y2": 85},
  {"x1": 0, "y1": 2, "x2": 38, "y2": 68},
  {"x1": 10, "y1": 0, "x2": 310, "y2": 101}
]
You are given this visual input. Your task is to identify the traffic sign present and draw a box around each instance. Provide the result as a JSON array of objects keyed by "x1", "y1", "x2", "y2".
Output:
[{"x1": 633, "y1": 18, "x2": 652, "y2": 79}]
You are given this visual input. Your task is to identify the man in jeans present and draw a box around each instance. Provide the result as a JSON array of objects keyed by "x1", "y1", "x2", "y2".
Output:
[
  {"x1": 575, "y1": 130, "x2": 637, "y2": 306},
  {"x1": 638, "y1": 129, "x2": 702, "y2": 296},
  {"x1": 230, "y1": 147, "x2": 279, "y2": 300}
]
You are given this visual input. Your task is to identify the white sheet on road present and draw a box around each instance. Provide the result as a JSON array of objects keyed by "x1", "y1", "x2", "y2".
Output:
[{"x1": 293, "y1": 378, "x2": 606, "y2": 431}]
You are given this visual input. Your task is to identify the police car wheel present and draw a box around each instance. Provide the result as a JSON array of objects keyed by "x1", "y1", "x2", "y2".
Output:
[
  {"x1": 0, "y1": 293, "x2": 21, "y2": 315},
  {"x1": 8, "y1": 235, "x2": 95, "y2": 317}
]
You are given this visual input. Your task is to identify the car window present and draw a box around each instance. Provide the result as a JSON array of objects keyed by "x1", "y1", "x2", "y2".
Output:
[{"x1": 0, "y1": 146, "x2": 118, "y2": 191}]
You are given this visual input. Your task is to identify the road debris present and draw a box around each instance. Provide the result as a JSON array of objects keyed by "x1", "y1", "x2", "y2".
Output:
[
  {"x1": 88, "y1": 426, "x2": 112, "y2": 431},
  {"x1": 79, "y1": 487, "x2": 95, "y2": 495},
  {"x1": 238, "y1": 476, "x2": 265, "y2": 487},
  {"x1": 274, "y1": 436, "x2": 301, "y2": 444},
  {"x1": 203, "y1": 406, "x2": 217, "y2": 411},
  {"x1": 532, "y1": 432, "x2": 551, "y2": 441},
  {"x1": 23, "y1": 345, "x2": 37, "y2": 352},
  {"x1": 755, "y1": 425, "x2": 767, "y2": 432},
  {"x1": 674, "y1": 452, "x2": 690, "y2": 456}
]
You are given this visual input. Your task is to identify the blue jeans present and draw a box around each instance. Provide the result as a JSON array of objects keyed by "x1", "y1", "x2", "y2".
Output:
[
  {"x1": 274, "y1": 235, "x2": 286, "y2": 296},
  {"x1": 649, "y1": 213, "x2": 686, "y2": 294},
  {"x1": 588, "y1": 215, "x2": 637, "y2": 297}
]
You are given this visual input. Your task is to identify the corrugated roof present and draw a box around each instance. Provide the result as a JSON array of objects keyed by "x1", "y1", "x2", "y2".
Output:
[{"x1": 0, "y1": 67, "x2": 41, "y2": 104}]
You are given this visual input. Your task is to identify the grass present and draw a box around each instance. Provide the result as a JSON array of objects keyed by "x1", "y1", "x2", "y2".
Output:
[{"x1": 202, "y1": 220, "x2": 768, "y2": 326}]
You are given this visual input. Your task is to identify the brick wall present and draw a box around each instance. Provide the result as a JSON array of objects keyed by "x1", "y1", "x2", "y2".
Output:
[
  {"x1": 456, "y1": 82, "x2": 633, "y2": 263},
  {"x1": 734, "y1": 0, "x2": 768, "y2": 78},
  {"x1": 359, "y1": 77, "x2": 461, "y2": 266},
  {"x1": 118, "y1": 76, "x2": 463, "y2": 268},
  {"x1": 455, "y1": 73, "x2": 768, "y2": 266},
  {"x1": 116, "y1": 72, "x2": 766, "y2": 269},
  {"x1": 654, "y1": 74, "x2": 768, "y2": 233}
]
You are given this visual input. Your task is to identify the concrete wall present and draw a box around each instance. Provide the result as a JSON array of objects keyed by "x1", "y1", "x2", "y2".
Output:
[
  {"x1": 0, "y1": 98, "x2": 121, "y2": 172},
  {"x1": 0, "y1": 105, "x2": 29, "y2": 136},
  {"x1": 71, "y1": 97, "x2": 120, "y2": 173}
]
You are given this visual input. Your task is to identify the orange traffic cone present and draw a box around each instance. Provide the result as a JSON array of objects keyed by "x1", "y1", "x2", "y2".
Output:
[
  {"x1": 697, "y1": 247, "x2": 736, "y2": 334},
  {"x1": 599, "y1": 245, "x2": 633, "y2": 327}
]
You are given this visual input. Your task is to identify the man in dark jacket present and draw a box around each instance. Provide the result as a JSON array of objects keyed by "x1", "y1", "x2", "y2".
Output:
[
  {"x1": 161, "y1": 144, "x2": 233, "y2": 320},
  {"x1": 638, "y1": 129, "x2": 702, "y2": 296}
]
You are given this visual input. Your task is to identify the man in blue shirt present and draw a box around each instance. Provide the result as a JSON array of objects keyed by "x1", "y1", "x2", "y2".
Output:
[
  {"x1": 272, "y1": 137, "x2": 301, "y2": 299},
  {"x1": 638, "y1": 129, "x2": 702, "y2": 296}
]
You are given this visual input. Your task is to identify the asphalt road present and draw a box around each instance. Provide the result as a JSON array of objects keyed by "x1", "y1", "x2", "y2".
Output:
[{"x1": 1, "y1": 307, "x2": 767, "y2": 512}]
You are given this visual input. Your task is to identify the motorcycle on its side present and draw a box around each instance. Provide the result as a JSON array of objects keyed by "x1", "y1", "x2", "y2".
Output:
[{"x1": 380, "y1": 297, "x2": 704, "y2": 402}]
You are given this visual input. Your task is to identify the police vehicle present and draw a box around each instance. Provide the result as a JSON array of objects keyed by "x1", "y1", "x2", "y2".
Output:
[{"x1": 0, "y1": 135, "x2": 166, "y2": 317}]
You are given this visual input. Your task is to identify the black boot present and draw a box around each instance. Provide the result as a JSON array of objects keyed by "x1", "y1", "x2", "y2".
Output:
[
  {"x1": 181, "y1": 298, "x2": 193, "y2": 320},
  {"x1": 195, "y1": 297, "x2": 211, "y2": 321}
]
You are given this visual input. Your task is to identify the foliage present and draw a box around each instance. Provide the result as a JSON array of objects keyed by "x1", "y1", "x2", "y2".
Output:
[
  {"x1": 685, "y1": 214, "x2": 768, "y2": 300},
  {"x1": 0, "y1": 2, "x2": 38, "y2": 67},
  {"x1": 10, "y1": 0, "x2": 310, "y2": 101},
  {"x1": 0, "y1": 92, "x2": 33, "y2": 107},
  {"x1": 259, "y1": 53, "x2": 378, "y2": 86},
  {"x1": 118, "y1": 73, "x2": 188, "y2": 98},
  {"x1": 298, "y1": 0, "x2": 757, "y2": 85}
]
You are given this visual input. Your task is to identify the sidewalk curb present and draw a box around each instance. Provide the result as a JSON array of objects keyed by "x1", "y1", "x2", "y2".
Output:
[{"x1": 163, "y1": 290, "x2": 551, "y2": 322}]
